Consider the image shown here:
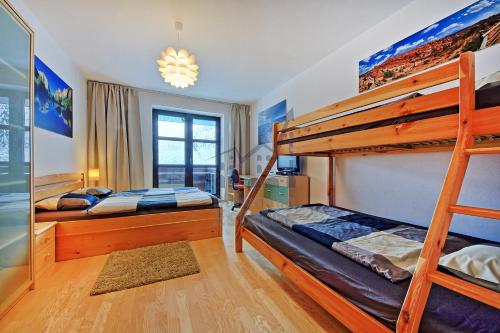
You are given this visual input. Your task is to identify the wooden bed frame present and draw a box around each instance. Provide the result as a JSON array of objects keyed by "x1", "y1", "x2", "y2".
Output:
[
  {"x1": 34, "y1": 173, "x2": 222, "y2": 261},
  {"x1": 235, "y1": 52, "x2": 500, "y2": 333}
]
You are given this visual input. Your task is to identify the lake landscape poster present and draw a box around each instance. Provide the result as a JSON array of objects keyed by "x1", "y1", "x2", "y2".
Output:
[
  {"x1": 258, "y1": 100, "x2": 286, "y2": 145},
  {"x1": 34, "y1": 56, "x2": 73, "y2": 137},
  {"x1": 359, "y1": 0, "x2": 500, "y2": 92}
]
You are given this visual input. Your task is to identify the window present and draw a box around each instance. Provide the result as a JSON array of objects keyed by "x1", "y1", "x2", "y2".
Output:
[{"x1": 153, "y1": 110, "x2": 221, "y2": 196}]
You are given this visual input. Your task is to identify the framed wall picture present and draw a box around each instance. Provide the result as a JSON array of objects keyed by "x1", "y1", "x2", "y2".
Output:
[
  {"x1": 34, "y1": 56, "x2": 73, "y2": 137},
  {"x1": 258, "y1": 100, "x2": 286, "y2": 145},
  {"x1": 359, "y1": 0, "x2": 500, "y2": 92}
]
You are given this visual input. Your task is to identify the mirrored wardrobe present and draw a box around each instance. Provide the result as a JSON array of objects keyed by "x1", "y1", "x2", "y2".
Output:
[{"x1": 0, "y1": 0, "x2": 34, "y2": 318}]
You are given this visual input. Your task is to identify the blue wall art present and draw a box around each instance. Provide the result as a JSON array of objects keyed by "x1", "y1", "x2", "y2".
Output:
[
  {"x1": 34, "y1": 56, "x2": 73, "y2": 137},
  {"x1": 258, "y1": 100, "x2": 286, "y2": 145}
]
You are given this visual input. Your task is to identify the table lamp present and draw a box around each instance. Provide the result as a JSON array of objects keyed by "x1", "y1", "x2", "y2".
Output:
[{"x1": 88, "y1": 168, "x2": 100, "y2": 185}]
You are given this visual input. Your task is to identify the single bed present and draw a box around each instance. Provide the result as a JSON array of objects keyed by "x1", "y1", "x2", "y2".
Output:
[
  {"x1": 243, "y1": 207, "x2": 499, "y2": 332},
  {"x1": 34, "y1": 173, "x2": 222, "y2": 261}
]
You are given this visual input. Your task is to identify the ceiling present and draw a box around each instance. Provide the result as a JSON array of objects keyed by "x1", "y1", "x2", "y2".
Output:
[{"x1": 24, "y1": 0, "x2": 413, "y2": 103}]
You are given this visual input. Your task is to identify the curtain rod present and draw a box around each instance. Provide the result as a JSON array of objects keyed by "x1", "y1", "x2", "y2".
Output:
[{"x1": 87, "y1": 79, "x2": 239, "y2": 106}]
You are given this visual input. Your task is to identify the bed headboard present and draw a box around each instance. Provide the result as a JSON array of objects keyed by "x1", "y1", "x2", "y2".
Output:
[{"x1": 34, "y1": 173, "x2": 85, "y2": 202}]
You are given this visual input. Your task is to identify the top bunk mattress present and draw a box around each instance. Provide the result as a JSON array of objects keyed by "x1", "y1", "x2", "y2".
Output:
[
  {"x1": 242, "y1": 206, "x2": 499, "y2": 332},
  {"x1": 35, "y1": 187, "x2": 219, "y2": 222},
  {"x1": 279, "y1": 80, "x2": 500, "y2": 146}
]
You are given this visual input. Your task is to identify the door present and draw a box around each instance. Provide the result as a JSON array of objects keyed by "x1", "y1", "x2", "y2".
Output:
[
  {"x1": 153, "y1": 110, "x2": 221, "y2": 196},
  {"x1": 0, "y1": 0, "x2": 33, "y2": 316}
]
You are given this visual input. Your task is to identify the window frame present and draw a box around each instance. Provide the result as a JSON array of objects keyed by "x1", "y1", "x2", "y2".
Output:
[{"x1": 152, "y1": 109, "x2": 221, "y2": 197}]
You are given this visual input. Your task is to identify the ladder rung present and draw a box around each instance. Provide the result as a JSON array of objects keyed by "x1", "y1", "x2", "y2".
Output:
[
  {"x1": 464, "y1": 147, "x2": 500, "y2": 155},
  {"x1": 428, "y1": 271, "x2": 500, "y2": 309},
  {"x1": 449, "y1": 205, "x2": 500, "y2": 219}
]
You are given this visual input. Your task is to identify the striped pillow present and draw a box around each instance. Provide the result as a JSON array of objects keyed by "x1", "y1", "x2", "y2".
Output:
[{"x1": 35, "y1": 193, "x2": 98, "y2": 211}]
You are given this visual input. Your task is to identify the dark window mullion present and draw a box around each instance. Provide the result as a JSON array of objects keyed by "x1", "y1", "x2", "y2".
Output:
[
  {"x1": 153, "y1": 110, "x2": 159, "y2": 187},
  {"x1": 185, "y1": 116, "x2": 193, "y2": 187},
  {"x1": 215, "y1": 116, "x2": 221, "y2": 196}
]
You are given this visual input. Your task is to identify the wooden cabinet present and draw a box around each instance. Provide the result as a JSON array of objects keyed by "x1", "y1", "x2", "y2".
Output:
[
  {"x1": 34, "y1": 222, "x2": 56, "y2": 282},
  {"x1": 261, "y1": 175, "x2": 309, "y2": 210},
  {"x1": 241, "y1": 175, "x2": 309, "y2": 213}
]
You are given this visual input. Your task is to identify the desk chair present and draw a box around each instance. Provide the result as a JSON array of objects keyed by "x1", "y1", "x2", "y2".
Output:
[{"x1": 231, "y1": 169, "x2": 244, "y2": 211}]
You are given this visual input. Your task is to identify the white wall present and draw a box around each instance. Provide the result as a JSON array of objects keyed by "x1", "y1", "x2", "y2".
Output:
[
  {"x1": 250, "y1": 0, "x2": 500, "y2": 241},
  {"x1": 138, "y1": 90, "x2": 232, "y2": 188},
  {"x1": 10, "y1": 0, "x2": 87, "y2": 177}
]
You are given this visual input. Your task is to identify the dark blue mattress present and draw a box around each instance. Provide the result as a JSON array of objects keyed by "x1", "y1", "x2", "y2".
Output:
[{"x1": 242, "y1": 208, "x2": 500, "y2": 332}]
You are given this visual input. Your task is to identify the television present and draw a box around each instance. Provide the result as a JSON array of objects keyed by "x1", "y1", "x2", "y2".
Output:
[{"x1": 277, "y1": 155, "x2": 300, "y2": 174}]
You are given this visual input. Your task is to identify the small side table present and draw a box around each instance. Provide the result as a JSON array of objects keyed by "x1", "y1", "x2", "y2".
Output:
[{"x1": 34, "y1": 222, "x2": 57, "y2": 284}]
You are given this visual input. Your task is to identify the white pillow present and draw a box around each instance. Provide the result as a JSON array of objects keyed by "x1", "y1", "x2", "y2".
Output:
[
  {"x1": 439, "y1": 244, "x2": 499, "y2": 292},
  {"x1": 35, "y1": 194, "x2": 63, "y2": 210},
  {"x1": 476, "y1": 71, "x2": 500, "y2": 89}
]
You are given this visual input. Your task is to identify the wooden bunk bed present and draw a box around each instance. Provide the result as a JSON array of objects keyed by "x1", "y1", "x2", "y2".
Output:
[
  {"x1": 34, "y1": 173, "x2": 222, "y2": 261},
  {"x1": 235, "y1": 52, "x2": 500, "y2": 333}
]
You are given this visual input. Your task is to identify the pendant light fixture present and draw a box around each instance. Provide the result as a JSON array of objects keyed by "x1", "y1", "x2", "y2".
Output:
[{"x1": 157, "y1": 21, "x2": 199, "y2": 88}]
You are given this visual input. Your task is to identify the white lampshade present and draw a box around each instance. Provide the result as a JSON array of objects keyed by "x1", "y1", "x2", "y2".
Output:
[{"x1": 157, "y1": 47, "x2": 199, "y2": 89}]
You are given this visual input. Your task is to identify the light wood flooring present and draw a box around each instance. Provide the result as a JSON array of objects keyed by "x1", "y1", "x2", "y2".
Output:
[{"x1": 0, "y1": 202, "x2": 348, "y2": 332}]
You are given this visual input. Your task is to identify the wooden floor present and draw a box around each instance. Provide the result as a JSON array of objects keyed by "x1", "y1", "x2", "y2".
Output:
[{"x1": 0, "y1": 202, "x2": 348, "y2": 333}]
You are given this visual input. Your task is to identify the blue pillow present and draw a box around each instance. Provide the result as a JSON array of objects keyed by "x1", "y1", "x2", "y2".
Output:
[{"x1": 73, "y1": 187, "x2": 112, "y2": 198}]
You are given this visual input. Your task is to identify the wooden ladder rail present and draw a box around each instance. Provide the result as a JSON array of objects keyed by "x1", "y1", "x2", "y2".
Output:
[
  {"x1": 397, "y1": 52, "x2": 500, "y2": 332},
  {"x1": 235, "y1": 124, "x2": 279, "y2": 252}
]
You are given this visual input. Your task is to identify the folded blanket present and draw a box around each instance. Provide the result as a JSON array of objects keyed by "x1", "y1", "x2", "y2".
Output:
[
  {"x1": 261, "y1": 205, "x2": 471, "y2": 282},
  {"x1": 89, "y1": 187, "x2": 214, "y2": 215}
]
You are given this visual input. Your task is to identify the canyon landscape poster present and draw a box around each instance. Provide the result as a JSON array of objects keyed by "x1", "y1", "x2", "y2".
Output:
[
  {"x1": 34, "y1": 56, "x2": 73, "y2": 137},
  {"x1": 359, "y1": 0, "x2": 500, "y2": 92}
]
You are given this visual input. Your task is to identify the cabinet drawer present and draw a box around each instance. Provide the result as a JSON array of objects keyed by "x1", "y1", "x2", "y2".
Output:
[
  {"x1": 35, "y1": 226, "x2": 55, "y2": 250},
  {"x1": 265, "y1": 176, "x2": 288, "y2": 187},
  {"x1": 263, "y1": 183, "x2": 274, "y2": 199},
  {"x1": 276, "y1": 176, "x2": 289, "y2": 187},
  {"x1": 263, "y1": 184, "x2": 289, "y2": 205},
  {"x1": 262, "y1": 197, "x2": 287, "y2": 210},
  {"x1": 35, "y1": 243, "x2": 55, "y2": 277},
  {"x1": 275, "y1": 187, "x2": 288, "y2": 205}
]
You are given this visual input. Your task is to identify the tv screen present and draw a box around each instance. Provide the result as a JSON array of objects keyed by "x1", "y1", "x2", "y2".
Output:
[{"x1": 277, "y1": 155, "x2": 299, "y2": 172}]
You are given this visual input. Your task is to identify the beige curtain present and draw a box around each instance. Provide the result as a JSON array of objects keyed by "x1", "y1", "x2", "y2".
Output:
[
  {"x1": 87, "y1": 81, "x2": 144, "y2": 192},
  {"x1": 229, "y1": 103, "x2": 250, "y2": 174}
]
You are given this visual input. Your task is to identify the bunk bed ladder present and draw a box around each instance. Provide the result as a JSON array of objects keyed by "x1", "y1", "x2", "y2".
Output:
[
  {"x1": 235, "y1": 124, "x2": 279, "y2": 253},
  {"x1": 397, "y1": 52, "x2": 500, "y2": 332}
]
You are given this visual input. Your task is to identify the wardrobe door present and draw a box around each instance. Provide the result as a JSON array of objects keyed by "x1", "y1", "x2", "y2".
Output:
[{"x1": 0, "y1": 0, "x2": 34, "y2": 317}]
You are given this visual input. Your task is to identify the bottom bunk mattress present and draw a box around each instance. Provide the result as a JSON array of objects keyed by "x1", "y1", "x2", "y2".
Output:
[{"x1": 242, "y1": 206, "x2": 499, "y2": 332}]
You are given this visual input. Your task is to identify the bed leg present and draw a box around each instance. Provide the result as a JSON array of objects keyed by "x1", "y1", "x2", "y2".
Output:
[
  {"x1": 235, "y1": 228, "x2": 243, "y2": 252},
  {"x1": 235, "y1": 212, "x2": 243, "y2": 252},
  {"x1": 217, "y1": 207, "x2": 223, "y2": 237}
]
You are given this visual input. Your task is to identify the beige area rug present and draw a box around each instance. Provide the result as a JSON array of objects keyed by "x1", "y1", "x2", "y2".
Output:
[{"x1": 90, "y1": 241, "x2": 200, "y2": 295}]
